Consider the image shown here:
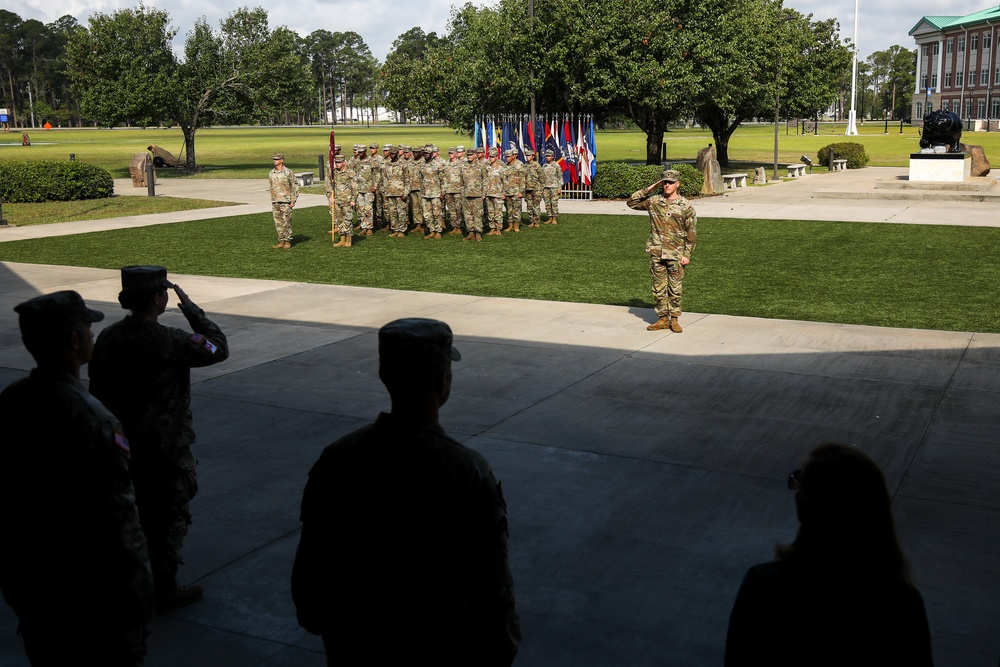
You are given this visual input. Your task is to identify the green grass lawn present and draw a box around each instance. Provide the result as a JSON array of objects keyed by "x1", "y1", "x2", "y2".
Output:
[
  {"x1": 4, "y1": 122, "x2": 998, "y2": 179},
  {"x1": 2, "y1": 197, "x2": 235, "y2": 226},
  {"x1": 1, "y1": 210, "x2": 997, "y2": 333}
]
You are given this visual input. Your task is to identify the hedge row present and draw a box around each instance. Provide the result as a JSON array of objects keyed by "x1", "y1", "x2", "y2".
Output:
[
  {"x1": 592, "y1": 162, "x2": 704, "y2": 199},
  {"x1": 0, "y1": 160, "x2": 115, "y2": 203},
  {"x1": 817, "y1": 143, "x2": 870, "y2": 170}
]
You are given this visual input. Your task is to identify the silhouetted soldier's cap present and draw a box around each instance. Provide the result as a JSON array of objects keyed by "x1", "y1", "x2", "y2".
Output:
[
  {"x1": 272, "y1": 153, "x2": 284, "y2": 160},
  {"x1": 379, "y1": 318, "x2": 461, "y2": 379},
  {"x1": 15, "y1": 290, "x2": 104, "y2": 334},
  {"x1": 662, "y1": 169, "x2": 681, "y2": 182}
]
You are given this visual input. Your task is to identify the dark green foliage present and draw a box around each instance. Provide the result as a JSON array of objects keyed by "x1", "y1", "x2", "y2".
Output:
[
  {"x1": 817, "y1": 143, "x2": 870, "y2": 169},
  {"x1": 592, "y1": 162, "x2": 703, "y2": 199},
  {"x1": 0, "y1": 161, "x2": 114, "y2": 203}
]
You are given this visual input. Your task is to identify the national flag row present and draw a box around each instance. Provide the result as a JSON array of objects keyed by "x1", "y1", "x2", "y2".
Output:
[{"x1": 473, "y1": 115, "x2": 597, "y2": 186}]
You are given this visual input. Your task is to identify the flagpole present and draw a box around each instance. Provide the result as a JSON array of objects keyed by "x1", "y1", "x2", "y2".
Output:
[{"x1": 845, "y1": 0, "x2": 860, "y2": 135}]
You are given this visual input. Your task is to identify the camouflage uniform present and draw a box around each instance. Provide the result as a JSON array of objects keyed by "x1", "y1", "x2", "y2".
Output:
[
  {"x1": 405, "y1": 147, "x2": 425, "y2": 229},
  {"x1": 370, "y1": 144, "x2": 386, "y2": 226},
  {"x1": 327, "y1": 161, "x2": 358, "y2": 238},
  {"x1": 442, "y1": 149, "x2": 466, "y2": 233},
  {"x1": 484, "y1": 158, "x2": 507, "y2": 234},
  {"x1": 89, "y1": 281, "x2": 230, "y2": 605},
  {"x1": 541, "y1": 154, "x2": 563, "y2": 222},
  {"x1": 381, "y1": 150, "x2": 410, "y2": 235},
  {"x1": 502, "y1": 154, "x2": 524, "y2": 227},
  {"x1": 626, "y1": 178, "x2": 697, "y2": 319},
  {"x1": 353, "y1": 152, "x2": 377, "y2": 233},
  {"x1": 269, "y1": 157, "x2": 298, "y2": 245},
  {"x1": 418, "y1": 150, "x2": 445, "y2": 235},
  {"x1": 522, "y1": 152, "x2": 544, "y2": 227},
  {"x1": 462, "y1": 152, "x2": 488, "y2": 235},
  {"x1": 1, "y1": 291, "x2": 154, "y2": 665}
]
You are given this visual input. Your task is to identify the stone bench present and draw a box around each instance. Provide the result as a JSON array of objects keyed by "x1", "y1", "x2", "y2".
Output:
[
  {"x1": 722, "y1": 173, "x2": 748, "y2": 189},
  {"x1": 786, "y1": 164, "x2": 806, "y2": 178},
  {"x1": 295, "y1": 172, "x2": 314, "y2": 186},
  {"x1": 832, "y1": 159, "x2": 847, "y2": 171}
]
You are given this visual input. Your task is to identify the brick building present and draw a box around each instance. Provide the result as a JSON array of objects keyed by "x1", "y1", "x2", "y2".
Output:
[{"x1": 910, "y1": 6, "x2": 1000, "y2": 126}]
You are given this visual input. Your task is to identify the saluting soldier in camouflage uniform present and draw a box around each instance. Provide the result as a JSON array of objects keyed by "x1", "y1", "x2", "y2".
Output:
[
  {"x1": 419, "y1": 144, "x2": 445, "y2": 239},
  {"x1": 461, "y1": 146, "x2": 487, "y2": 241},
  {"x1": 382, "y1": 147, "x2": 410, "y2": 237},
  {"x1": 353, "y1": 146, "x2": 377, "y2": 236},
  {"x1": 268, "y1": 153, "x2": 298, "y2": 249},
  {"x1": 327, "y1": 155, "x2": 358, "y2": 248},
  {"x1": 405, "y1": 146, "x2": 426, "y2": 234},
  {"x1": 522, "y1": 149, "x2": 544, "y2": 228},
  {"x1": 484, "y1": 153, "x2": 507, "y2": 236},
  {"x1": 1, "y1": 291, "x2": 155, "y2": 666},
  {"x1": 442, "y1": 147, "x2": 466, "y2": 235},
  {"x1": 502, "y1": 150, "x2": 525, "y2": 232},
  {"x1": 90, "y1": 266, "x2": 230, "y2": 611},
  {"x1": 541, "y1": 149, "x2": 562, "y2": 224},
  {"x1": 626, "y1": 169, "x2": 697, "y2": 333}
]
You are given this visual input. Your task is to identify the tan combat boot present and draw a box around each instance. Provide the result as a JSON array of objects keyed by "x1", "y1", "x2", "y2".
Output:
[
  {"x1": 551, "y1": 217, "x2": 558, "y2": 225},
  {"x1": 647, "y1": 316, "x2": 671, "y2": 331},
  {"x1": 343, "y1": 235, "x2": 352, "y2": 247},
  {"x1": 669, "y1": 316, "x2": 682, "y2": 333},
  {"x1": 449, "y1": 227, "x2": 464, "y2": 235},
  {"x1": 512, "y1": 221, "x2": 521, "y2": 232},
  {"x1": 464, "y1": 232, "x2": 476, "y2": 241},
  {"x1": 272, "y1": 241, "x2": 285, "y2": 249},
  {"x1": 475, "y1": 232, "x2": 482, "y2": 241},
  {"x1": 333, "y1": 235, "x2": 345, "y2": 247},
  {"x1": 282, "y1": 241, "x2": 292, "y2": 249}
]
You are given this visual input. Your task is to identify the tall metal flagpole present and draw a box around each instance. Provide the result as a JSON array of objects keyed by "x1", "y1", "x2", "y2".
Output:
[{"x1": 845, "y1": 0, "x2": 860, "y2": 135}]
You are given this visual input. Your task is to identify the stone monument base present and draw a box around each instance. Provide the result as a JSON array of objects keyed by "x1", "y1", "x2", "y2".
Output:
[{"x1": 909, "y1": 152, "x2": 971, "y2": 182}]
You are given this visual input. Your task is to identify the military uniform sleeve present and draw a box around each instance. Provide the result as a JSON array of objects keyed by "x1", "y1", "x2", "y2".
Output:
[
  {"x1": 175, "y1": 300, "x2": 230, "y2": 366},
  {"x1": 288, "y1": 168, "x2": 299, "y2": 205},
  {"x1": 626, "y1": 188, "x2": 652, "y2": 211},
  {"x1": 682, "y1": 202, "x2": 697, "y2": 258}
]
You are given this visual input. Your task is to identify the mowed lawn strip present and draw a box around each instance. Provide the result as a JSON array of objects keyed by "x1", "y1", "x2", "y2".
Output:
[
  {"x1": 3, "y1": 197, "x2": 236, "y2": 226},
  {"x1": 0, "y1": 211, "x2": 997, "y2": 333}
]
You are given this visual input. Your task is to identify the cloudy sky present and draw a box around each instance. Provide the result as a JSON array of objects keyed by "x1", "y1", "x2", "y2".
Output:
[{"x1": 14, "y1": 0, "x2": 975, "y2": 62}]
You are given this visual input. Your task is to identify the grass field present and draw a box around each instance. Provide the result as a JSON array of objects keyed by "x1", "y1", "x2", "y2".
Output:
[
  {"x1": 1, "y1": 211, "x2": 997, "y2": 333},
  {"x1": 2, "y1": 197, "x2": 235, "y2": 226},
  {"x1": 4, "y1": 122, "x2": 999, "y2": 179}
]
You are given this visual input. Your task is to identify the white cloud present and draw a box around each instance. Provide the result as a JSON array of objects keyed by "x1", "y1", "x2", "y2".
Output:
[{"x1": 12, "y1": 0, "x2": 980, "y2": 61}]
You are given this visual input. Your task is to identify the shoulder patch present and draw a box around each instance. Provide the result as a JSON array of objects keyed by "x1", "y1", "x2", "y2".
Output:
[{"x1": 190, "y1": 333, "x2": 218, "y2": 354}]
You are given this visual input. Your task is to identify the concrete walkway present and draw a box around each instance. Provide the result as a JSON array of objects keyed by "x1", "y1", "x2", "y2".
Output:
[{"x1": 0, "y1": 170, "x2": 998, "y2": 666}]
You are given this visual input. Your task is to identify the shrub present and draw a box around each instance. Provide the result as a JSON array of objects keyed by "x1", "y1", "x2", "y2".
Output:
[
  {"x1": 816, "y1": 143, "x2": 870, "y2": 169},
  {"x1": 592, "y1": 161, "x2": 703, "y2": 199},
  {"x1": 0, "y1": 160, "x2": 115, "y2": 203}
]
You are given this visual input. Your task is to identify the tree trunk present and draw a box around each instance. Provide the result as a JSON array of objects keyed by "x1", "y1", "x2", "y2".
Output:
[
  {"x1": 645, "y1": 125, "x2": 664, "y2": 165},
  {"x1": 698, "y1": 105, "x2": 740, "y2": 167},
  {"x1": 183, "y1": 125, "x2": 197, "y2": 171}
]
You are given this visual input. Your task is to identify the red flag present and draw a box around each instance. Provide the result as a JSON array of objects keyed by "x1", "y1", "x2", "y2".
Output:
[{"x1": 329, "y1": 130, "x2": 336, "y2": 174}]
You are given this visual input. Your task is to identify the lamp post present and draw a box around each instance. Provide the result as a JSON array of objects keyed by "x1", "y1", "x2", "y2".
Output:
[
  {"x1": 772, "y1": 18, "x2": 793, "y2": 181},
  {"x1": 845, "y1": 0, "x2": 860, "y2": 135}
]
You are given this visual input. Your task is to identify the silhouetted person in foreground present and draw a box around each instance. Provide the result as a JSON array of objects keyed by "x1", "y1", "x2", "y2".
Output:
[
  {"x1": 0, "y1": 292, "x2": 154, "y2": 665},
  {"x1": 725, "y1": 443, "x2": 933, "y2": 666},
  {"x1": 292, "y1": 318, "x2": 519, "y2": 666}
]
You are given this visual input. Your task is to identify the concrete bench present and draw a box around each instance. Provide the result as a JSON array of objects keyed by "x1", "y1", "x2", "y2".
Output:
[
  {"x1": 295, "y1": 172, "x2": 314, "y2": 186},
  {"x1": 786, "y1": 164, "x2": 806, "y2": 178},
  {"x1": 832, "y1": 159, "x2": 847, "y2": 171},
  {"x1": 722, "y1": 173, "x2": 748, "y2": 189}
]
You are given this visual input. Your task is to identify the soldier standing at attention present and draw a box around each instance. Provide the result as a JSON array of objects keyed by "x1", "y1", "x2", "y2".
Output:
[
  {"x1": 484, "y1": 152, "x2": 506, "y2": 236},
  {"x1": 626, "y1": 169, "x2": 697, "y2": 333},
  {"x1": 502, "y1": 150, "x2": 525, "y2": 232},
  {"x1": 1, "y1": 291, "x2": 155, "y2": 666},
  {"x1": 419, "y1": 143, "x2": 445, "y2": 239},
  {"x1": 292, "y1": 318, "x2": 520, "y2": 666},
  {"x1": 89, "y1": 266, "x2": 230, "y2": 611},
  {"x1": 461, "y1": 147, "x2": 487, "y2": 241},
  {"x1": 541, "y1": 149, "x2": 562, "y2": 224},
  {"x1": 522, "y1": 149, "x2": 544, "y2": 228},
  {"x1": 442, "y1": 147, "x2": 466, "y2": 235},
  {"x1": 328, "y1": 155, "x2": 358, "y2": 248},
  {"x1": 268, "y1": 153, "x2": 298, "y2": 249},
  {"x1": 382, "y1": 146, "x2": 410, "y2": 237},
  {"x1": 369, "y1": 143, "x2": 385, "y2": 229},
  {"x1": 353, "y1": 145, "x2": 377, "y2": 236},
  {"x1": 405, "y1": 146, "x2": 426, "y2": 234}
]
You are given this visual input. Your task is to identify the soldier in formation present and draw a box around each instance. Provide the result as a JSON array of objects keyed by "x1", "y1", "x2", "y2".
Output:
[
  {"x1": 327, "y1": 155, "x2": 358, "y2": 248},
  {"x1": 268, "y1": 153, "x2": 298, "y2": 249},
  {"x1": 541, "y1": 149, "x2": 562, "y2": 224}
]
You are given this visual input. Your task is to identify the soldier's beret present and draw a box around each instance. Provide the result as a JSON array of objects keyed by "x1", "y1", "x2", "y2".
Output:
[
  {"x1": 662, "y1": 169, "x2": 681, "y2": 183},
  {"x1": 378, "y1": 318, "x2": 461, "y2": 380},
  {"x1": 272, "y1": 153, "x2": 284, "y2": 160},
  {"x1": 15, "y1": 290, "x2": 104, "y2": 333}
]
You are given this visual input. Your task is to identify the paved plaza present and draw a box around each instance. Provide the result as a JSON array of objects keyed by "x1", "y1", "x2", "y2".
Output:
[{"x1": 0, "y1": 169, "x2": 997, "y2": 665}]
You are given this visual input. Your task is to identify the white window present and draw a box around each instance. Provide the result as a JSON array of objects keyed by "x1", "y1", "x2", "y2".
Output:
[
  {"x1": 934, "y1": 42, "x2": 940, "y2": 55},
  {"x1": 916, "y1": 102, "x2": 923, "y2": 117},
  {"x1": 978, "y1": 99, "x2": 986, "y2": 117},
  {"x1": 946, "y1": 72, "x2": 953, "y2": 87},
  {"x1": 959, "y1": 36, "x2": 966, "y2": 51},
  {"x1": 985, "y1": 33, "x2": 993, "y2": 49},
  {"x1": 992, "y1": 98, "x2": 999, "y2": 118},
  {"x1": 947, "y1": 39, "x2": 954, "y2": 54},
  {"x1": 942, "y1": 100, "x2": 950, "y2": 112},
  {"x1": 971, "y1": 34, "x2": 979, "y2": 50},
  {"x1": 983, "y1": 69, "x2": 990, "y2": 85},
  {"x1": 995, "y1": 69, "x2": 1000, "y2": 85},
  {"x1": 957, "y1": 71, "x2": 964, "y2": 86},
  {"x1": 922, "y1": 75, "x2": 928, "y2": 89},
  {"x1": 966, "y1": 99, "x2": 973, "y2": 117},
  {"x1": 932, "y1": 74, "x2": 939, "y2": 89}
]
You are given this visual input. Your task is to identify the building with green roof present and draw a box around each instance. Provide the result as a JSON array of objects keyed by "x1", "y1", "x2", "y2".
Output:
[{"x1": 910, "y1": 6, "x2": 1000, "y2": 126}]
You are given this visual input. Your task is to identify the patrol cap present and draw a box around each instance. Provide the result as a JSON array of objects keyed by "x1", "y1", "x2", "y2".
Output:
[
  {"x1": 662, "y1": 169, "x2": 681, "y2": 183},
  {"x1": 448, "y1": 147, "x2": 456, "y2": 154},
  {"x1": 400, "y1": 145, "x2": 412, "y2": 152},
  {"x1": 388, "y1": 145, "x2": 399, "y2": 155},
  {"x1": 423, "y1": 143, "x2": 434, "y2": 152},
  {"x1": 272, "y1": 153, "x2": 284, "y2": 160},
  {"x1": 334, "y1": 155, "x2": 346, "y2": 163},
  {"x1": 383, "y1": 144, "x2": 392, "y2": 151},
  {"x1": 369, "y1": 142, "x2": 378, "y2": 149},
  {"x1": 525, "y1": 149, "x2": 535, "y2": 157},
  {"x1": 412, "y1": 146, "x2": 424, "y2": 154},
  {"x1": 431, "y1": 145, "x2": 440, "y2": 153},
  {"x1": 476, "y1": 147, "x2": 485, "y2": 154},
  {"x1": 456, "y1": 145, "x2": 466, "y2": 152},
  {"x1": 334, "y1": 144, "x2": 342, "y2": 152},
  {"x1": 120, "y1": 265, "x2": 174, "y2": 294},
  {"x1": 378, "y1": 318, "x2": 461, "y2": 380},
  {"x1": 14, "y1": 291, "x2": 104, "y2": 334},
  {"x1": 544, "y1": 149, "x2": 555, "y2": 156}
]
